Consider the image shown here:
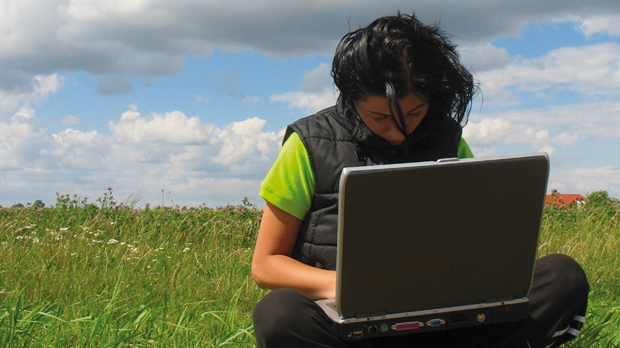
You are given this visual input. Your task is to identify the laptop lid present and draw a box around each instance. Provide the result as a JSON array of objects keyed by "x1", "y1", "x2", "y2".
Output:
[{"x1": 335, "y1": 153, "x2": 549, "y2": 319}]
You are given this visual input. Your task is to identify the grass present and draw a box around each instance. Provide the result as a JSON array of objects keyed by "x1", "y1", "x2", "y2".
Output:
[{"x1": 0, "y1": 189, "x2": 619, "y2": 347}]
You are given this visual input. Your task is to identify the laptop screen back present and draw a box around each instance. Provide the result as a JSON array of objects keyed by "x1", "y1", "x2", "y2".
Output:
[{"x1": 336, "y1": 154, "x2": 549, "y2": 318}]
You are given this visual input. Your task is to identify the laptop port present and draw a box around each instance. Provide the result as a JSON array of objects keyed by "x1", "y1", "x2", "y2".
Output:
[
  {"x1": 368, "y1": 325, "x2": 378, "y2": 333},
  {"x1": 353, "y1": 329, "x2": 363, "y2": 338},
  {"x1": 426, "y1": 318, "x2": 446, "y2": 327},
  {"x1": 391, "y1": 321, "x2": 424, "y2": 331},
  {"x1": 380, "y1": 323, "x2": 389, "y2": 332}
]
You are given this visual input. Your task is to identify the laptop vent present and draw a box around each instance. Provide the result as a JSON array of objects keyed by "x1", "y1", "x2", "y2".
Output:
[{"x1": 448, "y1": 313, "x2": 468, "y2": 325}]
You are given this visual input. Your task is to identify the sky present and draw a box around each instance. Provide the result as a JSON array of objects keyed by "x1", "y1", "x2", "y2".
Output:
[{"x1": 1, "y1": 0, "x2": 619, "y2": 208}]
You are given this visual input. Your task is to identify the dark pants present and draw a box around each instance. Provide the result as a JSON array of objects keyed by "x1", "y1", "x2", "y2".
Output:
[{"x1": 253, "y1": 254, "x2": 589, "y2": 348}]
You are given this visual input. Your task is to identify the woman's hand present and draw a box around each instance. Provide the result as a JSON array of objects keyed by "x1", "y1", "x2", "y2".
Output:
[{"x1": 251, "y1": 202, "x2": 336, "y2": 300}]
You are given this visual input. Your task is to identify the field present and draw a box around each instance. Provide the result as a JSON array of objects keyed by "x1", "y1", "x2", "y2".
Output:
[{"x1": 1, "y1": 189, "x2": 619, "y2": 347}]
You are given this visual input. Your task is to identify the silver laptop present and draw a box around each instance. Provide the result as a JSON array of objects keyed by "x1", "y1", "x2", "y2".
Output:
[{"x1": 316, "y1": 153, "x2": 549, "y2": 340}]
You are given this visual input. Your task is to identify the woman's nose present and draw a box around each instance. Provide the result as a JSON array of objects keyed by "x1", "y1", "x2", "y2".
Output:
[{"x1": 384, "y1": 129, "x2": 406, "y2": 145}]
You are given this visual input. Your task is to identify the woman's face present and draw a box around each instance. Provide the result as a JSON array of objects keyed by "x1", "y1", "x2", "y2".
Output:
[{"x1": 355, "y1": 94, "x2": 429, "y2": 146}]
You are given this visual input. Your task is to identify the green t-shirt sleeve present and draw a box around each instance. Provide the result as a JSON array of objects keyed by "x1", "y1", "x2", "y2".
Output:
[
  {"x1": 457, "y1": 138, "x2": 474, "y2": 158},
  {"x1": 260, "y1": 134, "x2": 472, "y2": 219},
  {"x1": 259, "y1": 132, "x2": 315, "y2": 220}
]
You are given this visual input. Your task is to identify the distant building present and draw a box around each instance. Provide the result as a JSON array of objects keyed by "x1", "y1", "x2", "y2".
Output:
[{"x1": 545, "y1": 193, "x2": 587, "y2": 208}]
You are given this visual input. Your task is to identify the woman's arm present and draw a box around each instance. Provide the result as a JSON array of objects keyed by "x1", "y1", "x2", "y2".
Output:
[{"x1": 251, "y1": 202, "x2": 336, "y2": 300}]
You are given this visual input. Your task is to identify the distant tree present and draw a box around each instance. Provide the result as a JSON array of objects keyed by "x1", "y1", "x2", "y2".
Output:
[
  {"x1": 33, "y1": 200, "x2": 45, "y2": 208},
  {"x1": 586, "y1": 191, "x2": 614, "y2": 207},
  {"x1": 11, "y1": 203, "x2": 25, "y2": 208},
  {"x1": 550, "y1": 188, "x2": 559, "y2": 198}
]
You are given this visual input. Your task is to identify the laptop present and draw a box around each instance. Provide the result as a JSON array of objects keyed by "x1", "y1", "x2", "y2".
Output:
[{"x1": 315, "y1": 153, "x2": 549, "y2": 340}]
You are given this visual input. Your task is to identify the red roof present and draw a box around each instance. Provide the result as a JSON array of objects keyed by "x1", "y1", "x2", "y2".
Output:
[{"x1": 545, "y1": 194, "x2": 587, "y2": 207}]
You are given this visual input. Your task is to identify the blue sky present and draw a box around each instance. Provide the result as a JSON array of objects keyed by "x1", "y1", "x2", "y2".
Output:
[{"x1": 1, "y1": 1, "x2": 619, "y2": 208}]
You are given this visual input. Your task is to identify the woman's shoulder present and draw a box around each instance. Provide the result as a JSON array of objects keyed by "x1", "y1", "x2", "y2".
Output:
[{"x1": 287, "y1": 104, "x2": 354, "y2": 141}]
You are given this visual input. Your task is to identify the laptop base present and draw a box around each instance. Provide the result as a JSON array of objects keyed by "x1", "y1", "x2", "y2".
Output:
[{"x1": 318, "y1": 299, "x2": 530, "y2": 340}]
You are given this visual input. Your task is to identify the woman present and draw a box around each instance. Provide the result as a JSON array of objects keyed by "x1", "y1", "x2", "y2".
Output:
[{"x1": 251, "y1": 13, "x2": 588, "y2": 348}]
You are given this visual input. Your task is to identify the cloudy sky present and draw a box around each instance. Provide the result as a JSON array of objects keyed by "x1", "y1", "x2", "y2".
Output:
[{"x1": 1, "y1": 1, "x2": 619, "y2": 208}]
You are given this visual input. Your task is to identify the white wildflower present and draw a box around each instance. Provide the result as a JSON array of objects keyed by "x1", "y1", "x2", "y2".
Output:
[
  {"x1": 182, "y1": 247, "x2": 190, "y2": 253},
  {"x1": 107, "y1": 239, "x2": 119, "y2": 245}
]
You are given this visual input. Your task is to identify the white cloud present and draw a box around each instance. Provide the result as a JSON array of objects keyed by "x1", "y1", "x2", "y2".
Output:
[
  {"x1": 270, "y1": 63, "x2": 337, "y2": 113},
  {"x1": 472, "y1": 100, "x2": 618, "y2": 142},
  {"x1": 1, "y1": 106, "x2": 282, "y2": 207},
  {"x1": 110, "y1": 109, "x2": 216, "y2": 144},
  {"x1": 35, "y1": 74, "x2": 63, "y2": 97},
  {"x1": 462, "y1": 118, "x2": 512, "y2": 145},
  {"x1": 550, "y1": 166, "x2": 619, "y2": 197},
  {"x1": 270, "y1": 90, "x2": 336, "y2": 114},
  {"x1": 477, "y1": 43, "x2": 619, "y2": 104},
  {"x1": 2, "y1": 2, "x2": 617, "y2": 102},
  {"x1": 579, "y1": 15, "x2": 620, "y2": 37},
  {"x1": 537, "y1": 145, "x2": 556, "y2": 157},
  {"x1": 54, "y1": 128, "x2": 100, "y2": 148},
  {"x1": 301, "y1": 63, "x2": 333, "y2": 93},
  {"x1": 58, "y1": 115, "x2": 80, "y2": 125},
  {"x1": 0, "y1": 74, "x2": 64, "y2": 115},
  {"x1": 507, "y1": 128, "x2": 579, "y2": 153},
  {"x1": 213, "y1": 117, "x2": 280, "y2": 169},
  {"x1": 13, "y1": 107, "x2": 35, "y2": 121},
  {"x1": 551, "y1": 132, "x2": 580, "y2": 146},
  {"x1": 463, "y1": 105, "x2": 593, "y2": 161},
  {"x1": 2, "y1": 3, "x2": 619, "y2": 205}
]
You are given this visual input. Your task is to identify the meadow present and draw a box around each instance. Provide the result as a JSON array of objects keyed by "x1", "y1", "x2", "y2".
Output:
[{"x1": 1, "y1": 189, "x2": 618, "y2": 347}]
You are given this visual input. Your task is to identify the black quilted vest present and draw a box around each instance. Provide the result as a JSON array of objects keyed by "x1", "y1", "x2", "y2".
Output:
[{"x1": 285, "y1": 103, "x2": 462, "y2": 270}]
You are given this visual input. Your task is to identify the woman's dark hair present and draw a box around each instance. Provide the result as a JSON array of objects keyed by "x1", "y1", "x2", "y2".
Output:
[{"x1": 332, "y1": 13, "x2": 478, "y2": 137}]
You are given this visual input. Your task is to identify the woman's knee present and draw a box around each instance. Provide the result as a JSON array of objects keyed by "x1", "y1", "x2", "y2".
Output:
[
  {"x1": 541, "y1": 254, "x2": 588, "y2": 290},
  {"x1": 253, "y1": 289, "x2": 318, "y2": 343},
  {"x1": 534, "y1": 254, "x2": 589, "y2": 307}
]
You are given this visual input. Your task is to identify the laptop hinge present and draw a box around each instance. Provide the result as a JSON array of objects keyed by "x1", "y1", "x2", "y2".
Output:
[
  {"x1": 487, "y1": 296, "x2": 515, "y2": 303},
  {"x1": 355, "y1": 311, "x2": 386, "y2": 319}
]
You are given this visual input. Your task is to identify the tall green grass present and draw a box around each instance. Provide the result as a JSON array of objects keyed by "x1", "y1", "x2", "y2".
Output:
[
  {"x1": 538, "y1": 191, "x2": 620, "y2": 347},
  {"x1": 1, "y1": 191, "x2": 265, "y2": 346},
  {"x1": 1, "y1": 190, "x2": 618, "y2": 347}
]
